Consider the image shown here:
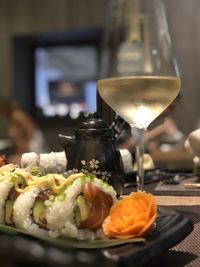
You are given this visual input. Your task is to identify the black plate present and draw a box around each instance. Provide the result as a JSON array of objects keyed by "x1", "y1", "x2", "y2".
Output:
[{"x1": 0, "y1": 207, "x2": 193, "y2": 267}]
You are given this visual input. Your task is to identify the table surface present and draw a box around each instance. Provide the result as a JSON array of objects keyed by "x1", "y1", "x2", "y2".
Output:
[
  {"x1": 124, "y1": 180, "x2": 200, "y2": 267},
  {"x1": 149, "y1": 196, "x2": 200, "y2": 267}
]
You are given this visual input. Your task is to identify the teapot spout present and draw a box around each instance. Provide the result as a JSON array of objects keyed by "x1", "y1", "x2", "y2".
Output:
[{"x1": 58, "y1": 134, "x2": 75, "y2": 158}]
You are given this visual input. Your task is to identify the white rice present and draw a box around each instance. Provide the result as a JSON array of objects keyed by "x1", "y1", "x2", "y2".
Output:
[
  {"x1": 54, "y1": 151, "x2": 67, "y2": 173},
  {"x1": 46, "y1": 178, "x2": 82, "y2": 238},
  {"x1": 13, "y1": 187, "x2": 48, "y2": 237},
  {"x1": 21, "y1": 151, "x2": 67, "y2": 175},
  {"x1": 46, "y1": 176, "x2": 117, "y2": 240},
  {"x1": 0, "y1": 178, "x2": 14, "y2": 224},
  {"x1": 39, "y1": 152, "x2": 58, "y2": 174},
  {"x1": 91, "y1": 177, "x2": 117, "y2": 201},
  {"x1": 21, "y1": 152, "x2": 39, "y2": 168}
]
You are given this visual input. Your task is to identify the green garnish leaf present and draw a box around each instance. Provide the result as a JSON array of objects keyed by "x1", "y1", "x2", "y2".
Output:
[{"x1": 0, "y1": 224, "x2": 145, "y2": 249}]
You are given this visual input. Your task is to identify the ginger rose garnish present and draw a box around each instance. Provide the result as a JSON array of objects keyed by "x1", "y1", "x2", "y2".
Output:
[{"x1": 102, "y1": 192, "x2": 157, "y2": 239}]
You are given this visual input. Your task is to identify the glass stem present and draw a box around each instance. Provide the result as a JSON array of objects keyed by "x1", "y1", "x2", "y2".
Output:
[{"x1": 135, "y1": 128, "x2": 145, "y2": 192}]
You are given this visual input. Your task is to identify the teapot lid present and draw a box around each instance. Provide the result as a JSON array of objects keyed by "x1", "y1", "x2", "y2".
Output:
[
  {"x1": 79, "y1": 112, "x2": 110, "y2": 130},
  {"x1": 76, "y1": 112, "x2": 113, "y2": 138}
]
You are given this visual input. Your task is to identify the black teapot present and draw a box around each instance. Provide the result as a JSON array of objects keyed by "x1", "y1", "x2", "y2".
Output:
[{"x1": 58, "y1": 112, "x2": 125, "y2": 195}]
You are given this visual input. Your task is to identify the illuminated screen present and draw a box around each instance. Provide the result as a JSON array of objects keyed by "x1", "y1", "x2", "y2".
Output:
[{"x1": 34, "y1": 45, "x2": 97, "y2": 119}]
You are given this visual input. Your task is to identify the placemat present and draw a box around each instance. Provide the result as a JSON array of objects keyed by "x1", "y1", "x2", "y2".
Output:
[
  {"x1": 122, "y1": 189, "x2": 200, "y2": 267},
  {"x1": 156, "y1": 196, "x2": 200, "y2": 207},
  {"x1": 146, "y1": 204, "x2": 200, "y2": 267},
  {"x1": 153, "y1": 176, "x2": 200, "y2": 196}
]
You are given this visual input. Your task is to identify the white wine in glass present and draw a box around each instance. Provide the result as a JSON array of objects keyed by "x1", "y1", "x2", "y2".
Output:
[
  {"x1": 98, "y1": 0, "x2": 181, "y2": 192},
  {"x1": 98, "y1": 76, "x2": 181, "y2": 191}
]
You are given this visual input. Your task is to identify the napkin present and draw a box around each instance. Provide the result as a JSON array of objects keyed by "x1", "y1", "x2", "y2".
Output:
[
  {"x1": 119, "y1": 149, "x2": 134, "y2": 173},
  {"x1": 119, "y1": 149, "x2": 155, "y2": 174}
]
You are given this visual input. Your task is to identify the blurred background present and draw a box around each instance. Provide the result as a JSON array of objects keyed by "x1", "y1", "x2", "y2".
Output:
[{"x1": 0, "y1": 0, "x2": 199, "y2": 155}]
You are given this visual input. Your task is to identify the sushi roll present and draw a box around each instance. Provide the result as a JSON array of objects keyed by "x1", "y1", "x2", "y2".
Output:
[
  {"x1": 21, "y1": 152, "x2": 39, "y2": 169},
  {"x1": 54, "y1": 151, "x2": 67, "y2": 173},
  {"x1": 21, "y1": 151, "x2": 67, "y2": 175},
  {"x1": 21, "y1": 152, "x2": 42, "y2": 176},
  {"x1": 13, "y1": 186, "x2": 48, "y2": 237},
  {"x1": 0, "y1": 164, "x2": 31, "y2": 225},
  {"x1": 7, "y1": 172, "x2": 117, "y2": 241},
  {"x1": 46, "y1": 173, "x2": 117, "y2": 240},
  {"x1": 39, "y1": 152, "x2": 58, "y2": 174},
  {"x1": 39, "y1": 152, "x2": 67, "y2": 174},
  {"x1": 13, "y1": 174, "x2": 66, "y2": 237},
  {"x1": 0, "y1": 173, "x2": 15, "y2": 224}
]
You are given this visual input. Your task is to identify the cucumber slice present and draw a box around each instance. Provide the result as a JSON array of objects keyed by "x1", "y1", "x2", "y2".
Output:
[
  {"x1": 32, "y1": 199, "x2": 46, "y2": 224},
  {"x1": 5, "y1": 200, "x2": 14, "y2": 225},
  {"x1": 76, "y1": 195, "x2": 90, "y2": 223}
]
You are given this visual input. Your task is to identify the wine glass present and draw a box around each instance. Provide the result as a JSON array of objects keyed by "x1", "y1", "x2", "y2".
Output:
[{"x1": 97, "y1": 0, "x2": 181, "y2": 192}]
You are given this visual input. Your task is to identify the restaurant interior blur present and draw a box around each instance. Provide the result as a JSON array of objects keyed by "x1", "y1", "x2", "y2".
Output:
[
  {"x1": 1, "y1": 1, "x2": 200, "y2": 267},
  {"x1": 0, "y1": 0, "x2": 199, "y2": 165}
]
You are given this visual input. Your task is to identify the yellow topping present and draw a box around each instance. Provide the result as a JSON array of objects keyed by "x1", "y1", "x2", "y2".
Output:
[
  {"x1": 0, "y1": 164, "x2": 17, "y2": 175},
  {"x1": 0, "y1": 167, "x2": 29, "y2": 183},
  {"x1": 17, "y1": 173, "x2": 85, "y2": 194},
  {"x1": 0, "y1": 164, "x2": 85, "y2": 195},
  {"x1": 56, "y1": 173, "x2": 85, "y2": 192}
]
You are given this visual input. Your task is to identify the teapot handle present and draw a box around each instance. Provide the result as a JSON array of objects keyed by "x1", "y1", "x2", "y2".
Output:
[{"x1": 58, "y1": 134, "x2": 75, "y2": 157}]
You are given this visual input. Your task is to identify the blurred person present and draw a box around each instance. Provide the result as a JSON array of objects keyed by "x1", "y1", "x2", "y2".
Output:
[
  {"x1": 0, "y1": 100, "x2": 49, "y2": 164},
  {"x1": 146, "y1": 94, "x2": 183, "y2": 152}
]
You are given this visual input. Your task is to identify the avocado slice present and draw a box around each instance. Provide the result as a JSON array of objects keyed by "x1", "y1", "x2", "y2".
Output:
[
  {"x1": 75, "y1": 209, "x2": 81, "y2": 225},
  {"x1": 32, "y1": 199, "x2": 46, "y2": 225},
  {"x1": 5, "y1": 200, "x2": 14, "y2": 225},
  {"x1": 76, "y1": 195, "x2": 90, "y2": 225}
]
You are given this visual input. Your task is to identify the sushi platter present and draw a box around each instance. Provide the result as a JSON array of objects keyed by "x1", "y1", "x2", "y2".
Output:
[
  {"x1": 0, "y1": 153, "x2": 193, "y2": 266},
  {"x1": 0, "y1": 206, "x2": 193, "y2": 267}
]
